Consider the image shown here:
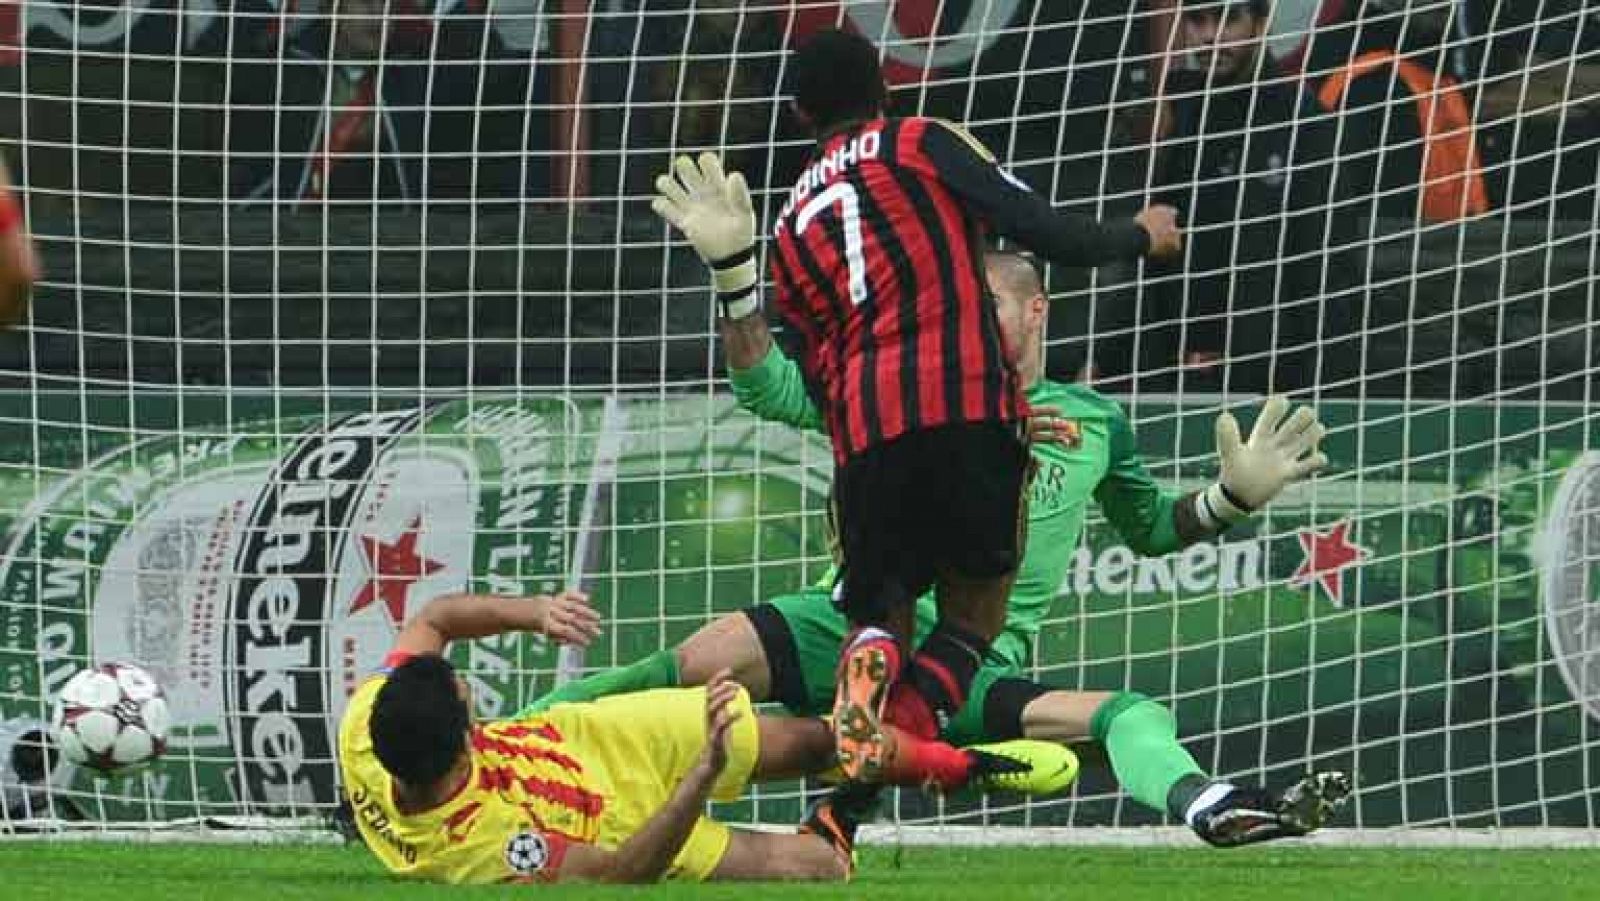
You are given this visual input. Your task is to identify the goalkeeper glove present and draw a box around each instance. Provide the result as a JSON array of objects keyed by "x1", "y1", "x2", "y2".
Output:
[
  {"x1": 652, "y1": 153, "x2": 760, "y2": 320},
  {"x1": 1195, "y1": 395, "x2": 1329, "y2": 530}
]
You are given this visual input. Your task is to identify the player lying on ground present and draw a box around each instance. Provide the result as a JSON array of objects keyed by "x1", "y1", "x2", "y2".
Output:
[
  {"x1": 337, "y1": 590, "x2": 1072, "y2": 884},
  {"x1": 531, "y1": 251, "x2": 1350, "y2": 846},
  {"x1": 654, "y1": 28, "x2": 1184, "y2": 787}
]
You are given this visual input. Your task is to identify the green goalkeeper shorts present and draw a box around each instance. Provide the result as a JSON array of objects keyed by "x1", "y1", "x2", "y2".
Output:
[{"x1": 743, "y1": 588, "x2": 1031, "y2": 747}]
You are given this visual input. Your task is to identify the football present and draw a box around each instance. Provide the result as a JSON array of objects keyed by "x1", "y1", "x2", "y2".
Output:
[{"x1": 50, "y1": 663, "x2": 171, "y2": 773}]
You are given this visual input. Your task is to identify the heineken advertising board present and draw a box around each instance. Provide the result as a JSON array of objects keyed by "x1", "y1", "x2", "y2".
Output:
[
  {"x1": 0, "y1": 393, "x2": 1595, "y2": 827},
  {"x1": 0, "y1": 393, "x2": 830, "y2": 819}
]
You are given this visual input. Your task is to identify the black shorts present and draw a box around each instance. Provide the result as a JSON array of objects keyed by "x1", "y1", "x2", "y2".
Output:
[{"x1": 832, "y1": 421, "x2": 1031, "y2": 627}]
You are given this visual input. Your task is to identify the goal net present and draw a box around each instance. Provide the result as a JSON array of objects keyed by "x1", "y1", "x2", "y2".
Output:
[{"x1": 0, "y1": 0, "x2": 1596, "y2": 840}]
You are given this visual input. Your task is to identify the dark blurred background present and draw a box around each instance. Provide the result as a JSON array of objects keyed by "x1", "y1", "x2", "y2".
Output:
[{"x1": 0, "y1": 0, "x2": 1594, "y2": 399}]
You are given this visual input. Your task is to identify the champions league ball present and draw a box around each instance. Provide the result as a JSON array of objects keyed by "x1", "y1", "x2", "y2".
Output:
[{"x1": 49, "y1": 663, "x2": 171, "y2": 773}]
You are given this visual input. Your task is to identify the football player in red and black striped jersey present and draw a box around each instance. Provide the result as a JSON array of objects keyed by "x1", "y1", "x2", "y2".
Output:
[{"x1": 652, "y1": 29, "x2": 1181, "y2": 798}]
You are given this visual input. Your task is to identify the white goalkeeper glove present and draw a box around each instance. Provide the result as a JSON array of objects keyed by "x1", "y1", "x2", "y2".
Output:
[
  {"x1": 652, "y1": 153, "x2": 760, "y2": 320},
  {"x1": 1195, "y1": 395, "x2": 1329, "y2": 530}
]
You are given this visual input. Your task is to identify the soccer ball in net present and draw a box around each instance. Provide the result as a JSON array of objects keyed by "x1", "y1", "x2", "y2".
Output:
[{"x1": 50, "y1": 663, "x2": 171, "y2": 773}]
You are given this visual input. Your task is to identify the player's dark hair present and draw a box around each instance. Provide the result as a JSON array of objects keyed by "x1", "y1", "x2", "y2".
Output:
[
  {"x1": 370, "y1": 654, "x2": 469, "y2": 787},
  {"x1": 791, "y1": 29, "x2": 888, "y2": 133}
]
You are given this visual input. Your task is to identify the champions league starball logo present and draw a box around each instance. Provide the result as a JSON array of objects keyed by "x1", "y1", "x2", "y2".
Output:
[{"x1": 505, "y1": 830, "x2": 551, "y2": 875}]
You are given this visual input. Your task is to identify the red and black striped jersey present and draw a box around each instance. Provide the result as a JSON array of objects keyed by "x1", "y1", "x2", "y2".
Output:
[{"x1": 769, "y1": 117, "x2": 1150, "y2": 464}]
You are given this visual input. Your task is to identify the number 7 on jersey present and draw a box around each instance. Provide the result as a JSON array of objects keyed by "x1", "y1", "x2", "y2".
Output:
[{"x1": 795, "y1": 182, "x2": 869, "y2": 306}]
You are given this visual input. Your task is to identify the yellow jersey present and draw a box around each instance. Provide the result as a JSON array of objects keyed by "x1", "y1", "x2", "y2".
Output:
[{"x1": 337, "y1": 666, "x2": 759, "y2": 884}]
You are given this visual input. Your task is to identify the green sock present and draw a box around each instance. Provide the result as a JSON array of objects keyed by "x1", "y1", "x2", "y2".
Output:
[
  {"x1": 516, "y1": 649, "x2": 680, "y2": 717},
  {"x1": 1090, "y1": 692, "x2": 1206, "y2": 816}
]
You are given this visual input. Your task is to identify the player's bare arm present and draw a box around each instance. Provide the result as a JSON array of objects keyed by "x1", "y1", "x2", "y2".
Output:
[
  {"x1": 390, "y1": 590, "x2": 601, "y2": 659},
  {"x1": 720, "y1": 309, "x2": 774, "y2": 371}
]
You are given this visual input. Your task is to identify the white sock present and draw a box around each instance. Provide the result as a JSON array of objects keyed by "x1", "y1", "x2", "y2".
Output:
[
  {"x1": 1185, "y1": 782, "x2": 1237, "y2": 826},
  {"x1": 847, "y1": 627, "x2": 895, "y2": 651}
]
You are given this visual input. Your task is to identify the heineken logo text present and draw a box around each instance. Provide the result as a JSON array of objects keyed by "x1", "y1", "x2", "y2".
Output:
[
  {"x1": 1066, "y1": 539, "x2": 1265, "y2": 596},
  {"x1": 229, "y1": 409, "x2": 421, "y2": 809}
]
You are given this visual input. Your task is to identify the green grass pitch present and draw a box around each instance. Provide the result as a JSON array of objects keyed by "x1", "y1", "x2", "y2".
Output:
[{"x1": 2, "y1": 843, "x2": 1598, "y2": 900}]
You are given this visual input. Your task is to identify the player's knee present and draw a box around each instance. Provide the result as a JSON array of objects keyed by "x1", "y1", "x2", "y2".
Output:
[
  {"x1": 983, "y1": 678, "x2": 1051, "y2": 741},
  {"x1": 676, "y1": 617, "x2": 742, "y2": 685},
  {"x1": 671, "y1": 643, "x2": 699, "y2": 685},
  {"x1": 677, "y1": 612, "x2": 770, "y2": 697},
  {"x1": 1089, "y1": 691, "x2": 1170, "y2": 743}
]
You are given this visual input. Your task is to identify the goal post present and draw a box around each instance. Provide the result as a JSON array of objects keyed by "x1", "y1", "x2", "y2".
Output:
[{"x1": 0, "y1": 0, "x2": 1597, "y2": 840}]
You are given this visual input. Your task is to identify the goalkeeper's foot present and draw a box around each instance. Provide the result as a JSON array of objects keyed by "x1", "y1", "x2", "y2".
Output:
[
  {"x1": 1188, "y1": 771, "x2": 1352, "y2": 848},
  {"x1": 800, "y1": 782, "x2": 881, "y2": 879},
  {"x1": 964, "y1": 740, "x2": 1079, "y2": 796}
]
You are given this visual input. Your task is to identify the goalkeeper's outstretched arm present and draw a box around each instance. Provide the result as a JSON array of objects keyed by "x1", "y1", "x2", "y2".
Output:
[
  {"x1": 725, "y1": 331, "x2": 825, "y2": 433},
  {"x1": 1096, "y1": 396, "x2": 1328, "y2": 555},
  {"x1": 1192, "y1": 395, "x2": 1328, "y2": 530},
  {"x1": 650, "y1": 152, "x2": 826, "y2": 433}
]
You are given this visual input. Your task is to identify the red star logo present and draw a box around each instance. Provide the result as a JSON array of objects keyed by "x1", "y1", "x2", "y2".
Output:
[
  {"x1": 350, "y1": 515, "x2": 444, "y2": 626},
  {"x1": 1291, "y1": 519, "x2": 1372, "y2": 607}
]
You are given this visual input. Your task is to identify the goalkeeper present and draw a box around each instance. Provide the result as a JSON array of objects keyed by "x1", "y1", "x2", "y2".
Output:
[{"x1": 530, "y1": 250, "x2": 1349, "y2": 846}]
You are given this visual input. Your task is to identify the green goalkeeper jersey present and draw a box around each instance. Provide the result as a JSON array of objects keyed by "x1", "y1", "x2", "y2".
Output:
[{"x1": 730, "y1": 343, "x2": 1185, "y2": 659}]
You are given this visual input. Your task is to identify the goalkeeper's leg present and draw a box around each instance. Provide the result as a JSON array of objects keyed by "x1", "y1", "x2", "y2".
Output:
[
  {"x1": 982, "y1": 680, "x2": 1350, "y2": 847},
  {"x1": 517, "y1": 648, "x2": 683, "y2": 715},
  {"x1": 517, "y1": 592, "x2": 822, "y2": 717}
]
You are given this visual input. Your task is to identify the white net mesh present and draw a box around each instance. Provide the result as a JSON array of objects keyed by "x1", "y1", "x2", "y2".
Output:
[{"x1": 0, "y1": 0, "x2": 1596, "y2": 838}]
